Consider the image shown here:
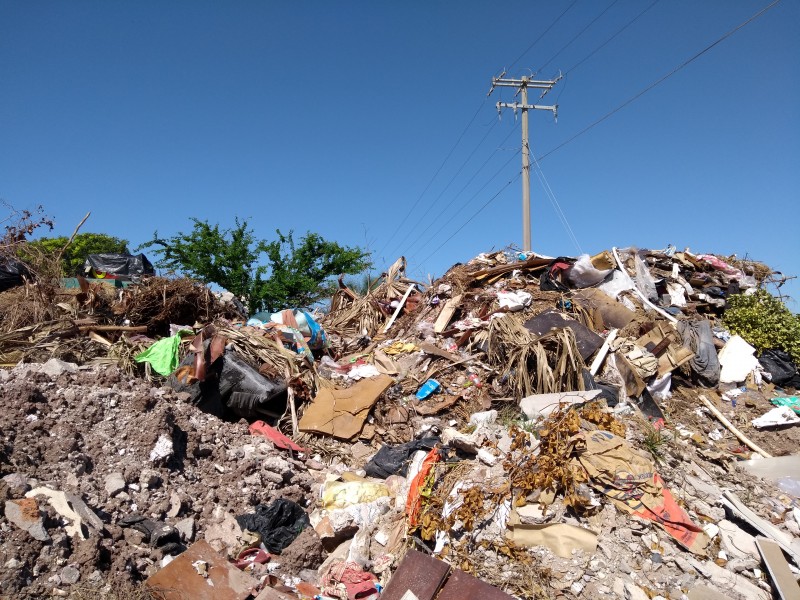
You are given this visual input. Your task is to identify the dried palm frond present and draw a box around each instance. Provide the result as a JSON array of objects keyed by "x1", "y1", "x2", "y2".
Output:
[{"x1": 487, "y1": 314, "x2": 584, "y2": 397}]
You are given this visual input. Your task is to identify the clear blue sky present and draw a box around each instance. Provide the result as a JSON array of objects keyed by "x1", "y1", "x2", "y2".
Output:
[{"x1": 2, "y1": 1, "x2": 798, "y2": 307}]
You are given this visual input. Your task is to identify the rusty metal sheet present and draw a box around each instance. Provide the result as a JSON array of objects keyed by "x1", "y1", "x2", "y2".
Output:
[
  {"x1": 436, "y1": 569, "x2": 514, "y2": 600},
  {"x1": 145, "y1": 539, "x2": 259, "y2": 600},
  {"x1": 380, "y1": 549, "x2": 450, "y2": 600}
]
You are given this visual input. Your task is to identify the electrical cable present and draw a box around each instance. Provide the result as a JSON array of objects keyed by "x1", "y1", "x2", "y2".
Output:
[
  {"x1": 376, "y1": 99, "x2": 486, "y2": 259},
  {"x1": 507, "y1": 0, "x2": 579, "y2": 73},
  {"x1": 537, "y1": 0, "x2": 621, "y2": 76},
  {"x1": 537, "y1": 0, "x2": 782, "y2": 163},
  {"x1": 564, "y1": 0, "x2": 661, "y2": 76},
  {"x1": 416, "y1": 172, "x2": 522, "y2": 270},
  {"x1": 384, "y1": 119, "x2": 499, "y2": 257},
  {"x1": 531, "y1": 150, "x2": 583, "y2": 254},
  {"x1": 396, "y1": 121, "x2": 519, "y2": 257}
]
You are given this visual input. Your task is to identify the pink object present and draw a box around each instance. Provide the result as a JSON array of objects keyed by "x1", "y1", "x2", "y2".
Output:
[{"x1": 249, "y1": 420, "x2": 306, "y2": 453}]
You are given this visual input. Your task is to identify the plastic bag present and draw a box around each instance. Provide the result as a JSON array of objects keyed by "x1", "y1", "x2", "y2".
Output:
[
  {"x1": 364, "y1": 437, "x2": 439, "y2": 479},
  {"x1": 565, "y1": 254, "x2": 612, "y2": 289},
  {"x1": 0, "y1": 257, "x2": 29, "y2": 292},
  {"x1": 759, "y1": 349, "x2": 800, "y2": 387},
  {"x1": 134, "y1": 330, "x2": 192, "y2": 376},
  {"x1": 235, "y1": 499, "x2": 309, "y2": 553},
  {"x1": 633, "y1": 253, "x2": 658, "y2": 302},
  {"x1": 84, "y1": 253, "x2": 154, "y2": 280}
]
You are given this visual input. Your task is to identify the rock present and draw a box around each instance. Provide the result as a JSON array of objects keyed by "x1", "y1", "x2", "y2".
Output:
[
  {"x1": 166, "y1": 492, "x2": 182, "y2": 518},
  {"x1": 314, "y1": 515, "x2": 358, "y2": 551},
  {"x1": 4, "y1": 498, "x2": 49, "y2": 541},
  {"x1": 3, "y1": 473, "x2": 30, "y2": 496},
  {"x1": 175, "y1": 517, "x2": 195, "y2": 542},
  {"x1": 59, "y1": 566, "x2": 80, "y2": 585},
  {"x1": 624, "y1": 581, "x2": 650, "y2": 600},
  {"x1": 104, "y1": 473, "x2": 126, "y2": 497},
  {"x1": 149, "y1": 434, "x2": 174, "y2": 462},
  {"x1": 41, "y1": 359, "x2": 78, "y2": 378},
  {"x1": 5, "y1": 558, "x2": 22, "y2": 569},
  {"x1": 139, "y1": 469, "x2": 162, "y2": 489}
]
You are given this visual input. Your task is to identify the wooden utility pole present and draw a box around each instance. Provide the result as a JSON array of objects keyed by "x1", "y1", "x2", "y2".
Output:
[{"x1": 489, "y1": 72, "x2": 560, "y2": 252}]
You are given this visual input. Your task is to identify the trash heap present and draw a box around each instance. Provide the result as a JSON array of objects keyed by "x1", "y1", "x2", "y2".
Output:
[{"x1": 1, "y1": 247, "x2": 800, "y2": 600}]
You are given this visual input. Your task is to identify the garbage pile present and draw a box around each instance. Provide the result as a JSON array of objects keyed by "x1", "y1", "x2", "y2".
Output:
[{"x1": 1, "y1": 247, "x2": 800, "y2": 600}]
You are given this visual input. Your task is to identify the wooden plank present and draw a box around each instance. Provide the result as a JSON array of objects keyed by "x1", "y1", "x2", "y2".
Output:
[
  {"x1": 434, "y1": 295, "x2": 463, "y2": 334},
  {"x1": 437, "y1": 569, "x2": 514, "y2": 600},
  {"x1": 756, "y1": 538, "x2": 800, "y2": 600},
  {"x1": 380, "y1": 550, "x2": 450, "y2": 600},
  {"x1": 721, "y1": 491, "x2": 800, "y2": 566}
]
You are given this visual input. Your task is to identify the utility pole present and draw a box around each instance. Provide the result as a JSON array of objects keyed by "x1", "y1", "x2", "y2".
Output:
[{"x1": 488, "y1": 72, "x2": 560, "y2": 252}]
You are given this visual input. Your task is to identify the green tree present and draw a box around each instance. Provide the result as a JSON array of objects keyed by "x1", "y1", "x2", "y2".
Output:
[
  {"x1": 27, "y1": 233, "x2": 129, "y2": 276},
  {"x1": 138, "y1": 218, "x2": 370, "y2": 314}
]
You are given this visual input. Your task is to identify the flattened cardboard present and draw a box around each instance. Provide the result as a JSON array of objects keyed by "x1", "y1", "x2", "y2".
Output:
[
  {"x1": 299, "y1": 374, "x2": 393, "y2": 440},
  {"x1": 573, "y1": 288, "x2": 635, "y2": 329}
]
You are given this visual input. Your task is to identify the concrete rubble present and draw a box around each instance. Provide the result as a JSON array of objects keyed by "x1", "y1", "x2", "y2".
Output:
[{"x1": 0, "y1": 247, "x2": 798, "y2": 599}]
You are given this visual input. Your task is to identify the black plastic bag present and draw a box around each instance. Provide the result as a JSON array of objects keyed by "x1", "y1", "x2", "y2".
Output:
[
  {"x1": 759, "y1": 349, "x2": 800, "y2": 388},
  {"x1": 84, "y1": 253, "x2": 154, "y2": 280},
  {"x1": 0, "y1": 257, "x2": 29, "y2": 292},
  {"x1": 539, "y1": 257, "x2": 575, "y2": 292},
  {"x1": 168, "y1": 346, "x2": 287, "y2": 419},
  {"x1": 365, "y1": 437, "x2": 439, "y2": 479},
  {"x1": 236, "y1": 499, "x2": 309, "y2": 553}
]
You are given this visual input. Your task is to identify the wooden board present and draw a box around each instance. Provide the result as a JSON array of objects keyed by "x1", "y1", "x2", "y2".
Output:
[
  {"x1": 436, "y1": 569, "x2": 514, "y2": 600},
  {"x1": 145, "y1": 540, "x2": 258, "y2": 600},
  {"x1": 756, "y1": 537, "x2": 800, "y2": 600},
  {"x1": 380, "y1": 550, "x2": 451, "y2": 600}
]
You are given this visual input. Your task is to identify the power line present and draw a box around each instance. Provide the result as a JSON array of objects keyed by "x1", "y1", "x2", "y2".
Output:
[
  {"x1": 406, "y1": 128, "x2": 521, "y2": 260},
  {"x1": 531, "y1": 151, "x2": 582, "y2": 254},
  {"x1": 384, "y1": 119, "x2": 499, "y2": 258},
  {"x1": 401, "y1": 122, "x2": 519, "y2": 257},
  {"x1": 537, "y1": 0, "x2": 782, "y2": 162},
  {"x1": 376, "y1": 100, "x2": 486, "y2": 259},
  {"x1": 507, "y1": 0, "x2": 579, "y2": 73},
  {"x1": 564, "y1": 0, "x2": 661, "y2": 76},
  {"x1": 416, "y1": 172, "x2": 522, "y2": 270},
  {"x1": 537, "y1": 0, "x2": 621, "y2": 76}
]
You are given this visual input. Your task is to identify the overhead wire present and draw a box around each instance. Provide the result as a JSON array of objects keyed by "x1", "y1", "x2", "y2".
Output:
[
  {"x1": 531, "y1": 149, "x2": 582, "y2": 254},
  {"x1": 411, "y1": 0, "x2": 782, "y2": 275},
  {"x1": 537, "y1": 0, "x2": 621, "y2": 76},
  {"x1": 383, "y1": 119, "x2": 499, "y2": 258},
  {"x1": 376, "y1": 100, "x2": 486, "y2": 260},
  {"x1": 400, "y1": 121, "x2": 520, "y2": 256},
  {"x1": 416, "y1": 172, "x2": 522, "y2": 270},
  {"x1": 380, "y1": 2, "x2": 588, "y2": 267},
  {"x1": 537, "y1": 0, "x2": 782, "y2": 162},
  {"x1": 507, "y1": 0, "x2": 579, "y2": 73},
  {"x1": 564, "y1": 0, "x2": 661, "y2": 76}
]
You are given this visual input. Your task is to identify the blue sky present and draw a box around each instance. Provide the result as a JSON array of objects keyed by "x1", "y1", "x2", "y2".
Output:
[{"x1": 2, "y1": 1, "x2": 798, "y2": 307}]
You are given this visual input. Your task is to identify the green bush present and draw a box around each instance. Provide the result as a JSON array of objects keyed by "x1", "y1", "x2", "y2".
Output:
[{"x1": 724, "y1": 290, "x2": 800, "y2": 363}]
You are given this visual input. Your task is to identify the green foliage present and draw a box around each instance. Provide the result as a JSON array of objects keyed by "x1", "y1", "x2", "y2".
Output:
[
  {"x1": 724, "y1": 289, "x2": 800, "y2": 363},
  {"x1": 138, "y1": 219, "x2": 370, "y2": 314},
  {"x1": 26, "y1": 233, "x2": 129, "y2": 276}
]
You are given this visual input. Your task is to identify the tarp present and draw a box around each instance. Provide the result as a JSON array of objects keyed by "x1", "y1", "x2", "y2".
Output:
[
  {"x1": 0, "y1": 257, "x2": 29, "y2": 292},
  {"x1": 84, "y1": 253, "x2": 154, "y2": 280}
]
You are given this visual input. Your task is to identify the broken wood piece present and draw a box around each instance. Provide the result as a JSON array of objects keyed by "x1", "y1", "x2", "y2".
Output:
[
  {"x1": 87, "y1": 331, "x2": 113, "y2": 347},
  {"x1": 698, "y1": 394, "x2": 772, "y2": 458},
  {"x1": 383, "y1": 284, "x2": 416, "y2": 333},
  {"x1": 589, "y1": 328, "x2": 618, "y2": 376},
  {"x1": 434, "y1": 294, "x2": 463, "y2": 334},
  {"x1": 418, "y1": 341, "x2": 462, "y2": 363},
  {"x1": 756, "y1": 537, "x2": 800, "y2": 600},
  {"x1": 721, "y1": 491, "x2": 800, "y2": 567},
  {"x1": 77, "y1": 325, "x2": 149, "y2": 333}
]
